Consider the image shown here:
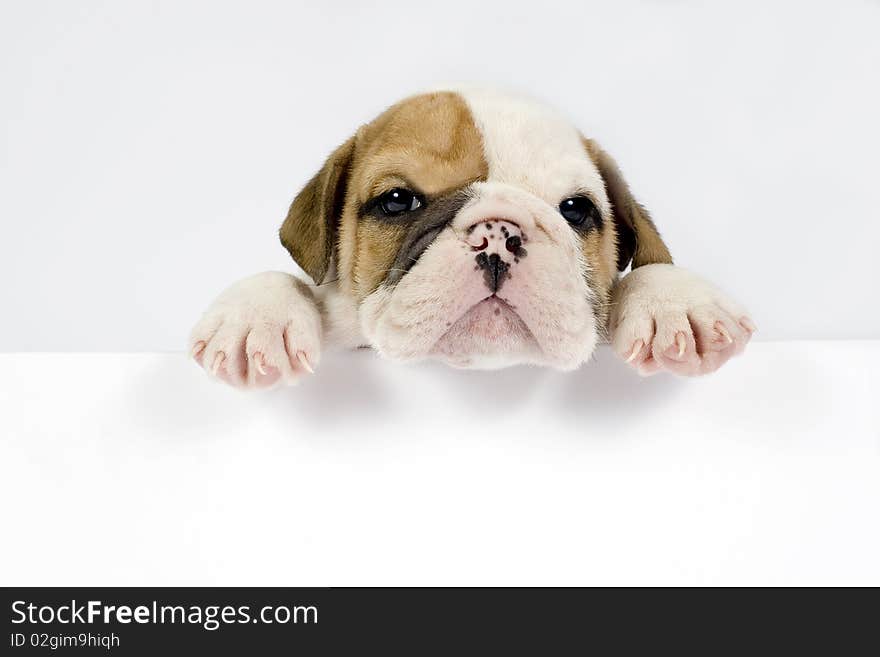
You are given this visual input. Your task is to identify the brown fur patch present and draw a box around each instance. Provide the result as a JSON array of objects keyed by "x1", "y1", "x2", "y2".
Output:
[
  {"x1": 577, "y1": 223, "x2": 618, "y2": 334},
  {"x1": 352, "y1": 220, "x2": 409, "y2": 293},
  {"x1": 337, "y1": 92, "x2": 489, "y2": 299}
]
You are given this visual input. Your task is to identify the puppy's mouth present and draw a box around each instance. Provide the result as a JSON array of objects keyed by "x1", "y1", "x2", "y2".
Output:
[{"x1": 429, "y1": 294, "x2": 540, "y2": 367}]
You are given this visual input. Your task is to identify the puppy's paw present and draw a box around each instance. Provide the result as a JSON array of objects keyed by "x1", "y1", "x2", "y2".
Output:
[
  {"x1": 189, "y1": 272, "x2": 322, "y2": 389},
  {"x1": 611, "y1": 264, "x2": 755, "y2": 377}
]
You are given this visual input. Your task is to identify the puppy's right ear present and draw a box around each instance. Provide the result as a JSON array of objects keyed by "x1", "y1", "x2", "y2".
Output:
[{"x1": 280, "y1": 135, "x2": 357, "y2": 284}]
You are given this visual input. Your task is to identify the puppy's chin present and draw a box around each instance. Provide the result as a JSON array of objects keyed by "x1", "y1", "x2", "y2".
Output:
[
  {"x1": 359, "y1": 283, "x2": 599, "y2": 372},
  {"x1": 429, "y1": 296, "x2": 542, "y2": 370}
]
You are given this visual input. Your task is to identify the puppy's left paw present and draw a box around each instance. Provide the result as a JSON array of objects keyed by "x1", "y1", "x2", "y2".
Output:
[{"x1": 611, "y1": 264, "x2": 755, "y2": 377}]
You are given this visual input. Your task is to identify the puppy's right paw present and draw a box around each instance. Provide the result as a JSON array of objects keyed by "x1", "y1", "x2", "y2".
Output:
[
  {"x1": 610, "y1": 264, "x2": 753, "y2": 377},
  {"x1": 189, "y1": 272, "x2": 322, "y2": 389}
]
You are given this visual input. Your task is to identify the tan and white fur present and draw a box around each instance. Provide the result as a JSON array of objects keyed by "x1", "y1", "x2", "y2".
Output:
[{"x1": 190, "y1": 88, "x2": 754, "y2": 388}]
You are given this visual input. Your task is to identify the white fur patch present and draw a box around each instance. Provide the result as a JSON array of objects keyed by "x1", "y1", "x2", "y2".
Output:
[{"x1": 455, "y1": 87, "x2": 611, "y2": 217}]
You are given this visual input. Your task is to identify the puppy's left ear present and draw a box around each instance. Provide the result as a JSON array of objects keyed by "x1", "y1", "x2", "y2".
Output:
[
  {"x1": 280, "y1": 135, "x2": 357, "y2": 284},
  {"x1": 583, "y1": 138, "x2": 673, "y2": 272}
]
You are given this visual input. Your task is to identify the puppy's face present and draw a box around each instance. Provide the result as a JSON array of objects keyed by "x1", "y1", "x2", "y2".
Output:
[{"x1": 282, "y1": 89, "x2": 671, "y2": 370}]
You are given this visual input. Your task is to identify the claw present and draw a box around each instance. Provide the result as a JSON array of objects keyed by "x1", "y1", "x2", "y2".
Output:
[
  {"x1": 675, "y1": 332, "x2": 687, "y2": 358},
  {"x1": 211, "y1": 351, "x2": 226, "y2": 375},
  {"x1": 191, "y1": 341, "x2": 206, "y2": 359},
  {"x1": 739, "y1": 317, "x2": 757, "y2": 334},
  {"x1": 625, "y1": 340, "x2": 643, "y2": 364},
  {"x1": 296, "y1": 351, "x2": 315, "y2": 374},
  {"x1": 715, "y1": 322, "x2": 733, "y2": 344},
  {"x1": 253, "y1": 352, "x2": 267, "y2": 376}
]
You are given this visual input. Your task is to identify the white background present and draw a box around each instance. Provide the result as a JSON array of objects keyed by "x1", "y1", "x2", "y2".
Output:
[
  {"x1": 2, "y1": 1, "x2": 879, "y2": 588},
  {"x1": 1, "y1": 0, "x2": 879, "y2": 349}
]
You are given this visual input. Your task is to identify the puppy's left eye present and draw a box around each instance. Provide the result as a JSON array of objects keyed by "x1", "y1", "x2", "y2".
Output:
[
  {"x1": 379, "y1": 188, "x2": 422, "y2": 216},
  {"x1": 559, "y1": 196, "x2": 598, "y2": 228}
]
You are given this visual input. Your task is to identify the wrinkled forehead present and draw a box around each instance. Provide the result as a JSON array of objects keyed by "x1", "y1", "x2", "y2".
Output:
[{"x1": 352, "y1": 90, "x2": 608, "y2": 210}]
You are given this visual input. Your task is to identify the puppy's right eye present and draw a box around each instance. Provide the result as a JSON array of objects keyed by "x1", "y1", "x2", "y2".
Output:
[
  {"x1": 559, "y1": 196, "x2": 598, "y2": 228},
  {"x1": 379, "y1": 188, "x2": 422, "y2": 216}
]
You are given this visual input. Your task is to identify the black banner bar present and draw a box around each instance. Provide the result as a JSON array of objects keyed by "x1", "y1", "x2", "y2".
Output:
[{"x1": 2, "y1": 587, "x2": 875, "y2": 654}]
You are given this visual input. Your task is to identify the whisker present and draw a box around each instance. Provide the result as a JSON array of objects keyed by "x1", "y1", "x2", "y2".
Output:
[{"x1": 314, "y1": 277, "x2": 340, "y2": 287}]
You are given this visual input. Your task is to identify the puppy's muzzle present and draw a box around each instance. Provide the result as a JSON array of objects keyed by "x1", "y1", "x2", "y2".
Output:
[{"x1": 467, "y1": 219, "x2": 527, "y2": 292}]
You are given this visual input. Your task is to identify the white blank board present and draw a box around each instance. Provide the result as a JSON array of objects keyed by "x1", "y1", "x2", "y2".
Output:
[{"x1": 1, "y1": 341, "x2": 878, "y2": 586}]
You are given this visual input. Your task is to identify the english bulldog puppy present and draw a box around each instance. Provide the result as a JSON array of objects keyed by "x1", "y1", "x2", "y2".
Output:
[{"x1": 190, "y1": 89, "x2": 754, "y2": 388}]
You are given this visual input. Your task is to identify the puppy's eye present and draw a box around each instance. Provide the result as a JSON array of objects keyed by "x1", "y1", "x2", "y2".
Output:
[
  {"x1": 559, "y1": 196, "x2": 598, "y2": 228},
  {"x1": 379, "y1": 188, "x2": 422, "y2": 216}
]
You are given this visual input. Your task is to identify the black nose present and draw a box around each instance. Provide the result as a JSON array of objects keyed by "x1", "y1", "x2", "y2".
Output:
[{"x1": 475, "y1": 252, "x2": 510, "y2": 291}]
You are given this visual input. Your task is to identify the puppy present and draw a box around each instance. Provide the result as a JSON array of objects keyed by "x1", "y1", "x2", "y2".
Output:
[{"x1": 191, "y1": 88, "x2": 754, "y2": 387}]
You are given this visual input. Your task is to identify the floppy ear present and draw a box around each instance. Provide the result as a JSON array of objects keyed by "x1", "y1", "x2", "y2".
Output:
[
  {"x1": 280, "y1": 135, "x2": 357, "y2": 284},
  {"x1": 584, "y1": 139, "x2": 673, "y2": 272}
]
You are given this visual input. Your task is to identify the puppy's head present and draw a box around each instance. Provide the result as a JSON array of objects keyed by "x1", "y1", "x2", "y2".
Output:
[{"x1": 281, "y1": 89, "x2": 671, "y2": 370}]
